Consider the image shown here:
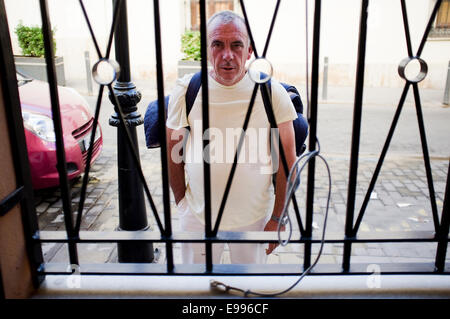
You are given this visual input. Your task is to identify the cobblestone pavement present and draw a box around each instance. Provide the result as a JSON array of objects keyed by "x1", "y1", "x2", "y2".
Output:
[
  {"x1": 32, "y1": 84, "x2": 450, "y2": 268},
  {"x1": 34, "y1": 145, "x2": 449, "y2": 267}
]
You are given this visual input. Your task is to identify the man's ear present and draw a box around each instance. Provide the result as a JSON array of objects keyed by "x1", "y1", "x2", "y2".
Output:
[{"x1": 247, "y1": 45, "x2": 253, "y2": 60}]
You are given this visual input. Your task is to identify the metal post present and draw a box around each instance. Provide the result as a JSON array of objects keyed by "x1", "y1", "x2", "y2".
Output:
[
  {"x1": 343, "y1": 0, "x2": 369, "y2": 272},
  {"x1": 84, "y1": 51, "x2": 93, "y2": 95},
  {"x1": 322, "y1": 56, "x2": 328, "y2": 100},
  {"x1": 109, "y1": 0, "x2": 153, "y2": 263},
  {"x1": 443, "y1": 61, "x2": 449, "y2": 105}
]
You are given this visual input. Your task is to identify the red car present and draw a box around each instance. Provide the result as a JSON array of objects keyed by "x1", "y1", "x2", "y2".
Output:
[{"x1": 17, "y1": 72, "x2": 103, "y2": 189}]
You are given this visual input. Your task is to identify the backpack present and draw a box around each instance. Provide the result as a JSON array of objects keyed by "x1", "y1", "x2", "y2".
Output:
[{"x1": 144, "y1": 71, "x2": 308, "y2": 156}]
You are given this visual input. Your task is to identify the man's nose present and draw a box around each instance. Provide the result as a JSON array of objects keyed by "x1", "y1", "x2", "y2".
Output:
[{"x1": 222, "y1": 47, "x2": 233, "y2": 61}]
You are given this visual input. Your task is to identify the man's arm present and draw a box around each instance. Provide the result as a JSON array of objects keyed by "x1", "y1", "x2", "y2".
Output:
[
  {"x1": 166, "y1": 127, "x2": 188, "y2": 204},
  {"x1": 264, "y1": 120, "x2": 296, "y2": 255}
]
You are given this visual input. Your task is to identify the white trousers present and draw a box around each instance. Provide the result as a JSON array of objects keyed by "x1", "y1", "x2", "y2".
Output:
[{"x1": 178, "y1": 197, "x2": 268, "y2": 264}]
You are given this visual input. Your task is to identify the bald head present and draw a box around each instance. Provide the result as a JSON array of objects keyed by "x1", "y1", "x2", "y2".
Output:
[{"x1": 207, "y1": 10, "x2": 249, "y2": 43}]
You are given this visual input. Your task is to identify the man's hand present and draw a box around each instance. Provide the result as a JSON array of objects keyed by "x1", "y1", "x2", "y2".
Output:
[
  {"x1": 264, "y1": 219, "x2": 285, "y2": 255},
  {"x1": 264, "y1": 120, "x2": 295, "y2": 255}
]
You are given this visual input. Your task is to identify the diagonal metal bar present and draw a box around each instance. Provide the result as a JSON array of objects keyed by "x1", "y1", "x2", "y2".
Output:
[
  {"x1": 262, "y1": 0, "x2": 281, "y2": 57},
  {"x1": 76, "y1": 0, "x2": 164, "y2": 234},
  {"x1": 411, "y1": 83, "x2": 439, "y2": 231},
  {"x1": 212, "y1": 84, "x2": 259, "y2": 235},
  {"x1": 353, "y1": 83, "x2": 411, "y2": 234},
  {"x1": 78, "y1": 0, "x2": 103, "y2": 59},
  {"x1": 74, "y1": 84, "x2": 104, "y2": 233},
  {"x1": 199, "y1": 0, "x2": 213, "y2": 270},
  {"x1": 239, "y1": 0, "x2": 259, "y2": 58},
  {"x1": 342, "y1": 0, "x2": 369, "y2": 272},
  {"x1": 353, "y1": 0, "x2": 443, "y2": 236},
  {"x1": 400, "y1": 0, "x2": 413, "y2": 57},
  {"x1": 75, "y1": 0, "x2": 120, "y2": 234},
  {"x1": 107, "y1": 83, "x2": 165, "y2": 233},
  {"x1": 237, "y1": 0, "x2": 305, "y2": 236},
  {"x1": 416, "y1": 0, "x2": 442, "y2": 57},
  {"x1": 105, "y1": 0, "x2": 122, "y2": 59},
  {"x1": 153, "y1": 0, "x2": 173, "y2": 272},
  {"x1": 39, "y1": 0, "x2": 78, "y2": 265}
]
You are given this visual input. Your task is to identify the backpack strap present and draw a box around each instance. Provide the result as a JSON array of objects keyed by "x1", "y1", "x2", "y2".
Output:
[{"x1": 185, "y1": 71, "x2": 202, "y2": 117}]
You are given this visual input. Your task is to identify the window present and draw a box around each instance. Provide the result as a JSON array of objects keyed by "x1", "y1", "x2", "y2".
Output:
[
  {"x1": 189, "y1": 0, "x2": 234, "y2": 31},
  {"x1": 431, "y1": 0, "x2": 450, "y2": 38}
]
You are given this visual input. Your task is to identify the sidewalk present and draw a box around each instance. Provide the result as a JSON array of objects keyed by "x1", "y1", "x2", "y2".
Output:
[{"x1": 33, "y1": 81, "x2": 450, "y2": 268}]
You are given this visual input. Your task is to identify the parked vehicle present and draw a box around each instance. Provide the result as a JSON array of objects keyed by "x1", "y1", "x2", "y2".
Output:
[{"x1": 17, "y1": 72, "x2": 102, "y2": 189}]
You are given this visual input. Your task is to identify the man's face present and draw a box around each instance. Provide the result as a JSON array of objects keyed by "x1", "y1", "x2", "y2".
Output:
[{"x1": 207, "y1": 20, "x2": 253, "y2": 86}]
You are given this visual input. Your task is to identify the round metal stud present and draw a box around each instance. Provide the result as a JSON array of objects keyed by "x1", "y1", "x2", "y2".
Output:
[
  {"x1": 92, "y1": 58, "x2": 120, "y2": 85},
  {"x1": 248, "y1": 57, "x2": 273, "y2": 84},
  {"x1": 398, "y1": 56, "x2": 428, "y2": 83}
]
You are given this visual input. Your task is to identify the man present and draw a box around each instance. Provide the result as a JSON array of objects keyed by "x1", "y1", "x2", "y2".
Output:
[{"x1": 166, "y1": 10, "x2": 297, "y2": 264}]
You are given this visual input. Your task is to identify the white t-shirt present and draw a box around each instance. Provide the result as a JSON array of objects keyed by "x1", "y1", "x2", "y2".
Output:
[{"x1": 166, "y1": 70, "x2": 297, "y2": 230}]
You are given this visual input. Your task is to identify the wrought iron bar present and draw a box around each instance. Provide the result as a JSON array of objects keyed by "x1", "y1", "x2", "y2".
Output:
[
  {"x1": 400, "y1": 0, "x2": 413, "y2": 57},
  {"x1": 212, "y1": 84, "x2": 259, "y2": 235},
  {"x1": 37, "y1": 261, "x2": 444, "y2": 276},
  {"x1": 411, "y1": 83, "x2": 439, "y2": 231},
  {"x1": 342, "y1": 0, "x2": 369, "y2": 272},
  {"x1": 75, "y1": 0, "x2": 125, "y2": 234},
  {"x1": 78, "y1": 0, "x2": 103, "y2": 58},
  {"x1": 435, "y1": 159, "x2": 450, "y2": 272},
  {"x1": 416, "y1": 0, "x2": 442, "y2": 57},
  {"x1": 304, "y1": 0, "x2": 322, "y2": 269},
  {"x1": 353, "y1": 83, "x2": 411, "y2": 234},
  {"x1": 262, "y1": 0, "x2": 281, "y2": 57},
  {"x1": 0, "y1": 187, "x2": 23, "y2": 217},
  {"x1": 74, "y1": 85, "x2": 104, "y2": 233},
  {"x1": 39, "y1": 0, "x2": 79, "y2": 266},
  {"x1": 153, "y1": 0, "x2": 174, "y2": 271},
  {"x1": 37, "y1": 229, "x2": 443, "y2": 244},
  {"x1": 239, "y1": 0, "x2": 259, "y2": 58},
  {"x1": 199, "y1": 0, "x2": 213, "y2": 271}
]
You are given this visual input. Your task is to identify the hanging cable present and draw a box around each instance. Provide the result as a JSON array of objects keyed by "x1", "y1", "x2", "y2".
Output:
[{"x1": 209, "y1": 0, "x2": 332, "y2": 297}]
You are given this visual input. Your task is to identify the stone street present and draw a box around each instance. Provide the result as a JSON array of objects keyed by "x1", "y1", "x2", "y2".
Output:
[{"x1": 33, "y1": 83, "x2": 450, "y2": 268}]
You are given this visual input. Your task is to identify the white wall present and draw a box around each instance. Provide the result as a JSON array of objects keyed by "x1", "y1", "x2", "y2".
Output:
[{"x1": 4, "y1": 0, "x2": 449, "y2": 90}]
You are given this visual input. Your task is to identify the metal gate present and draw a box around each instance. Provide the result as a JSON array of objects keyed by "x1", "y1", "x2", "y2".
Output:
[{"x1": 0, "y1": 0, "x2": 449, "y2": 291}]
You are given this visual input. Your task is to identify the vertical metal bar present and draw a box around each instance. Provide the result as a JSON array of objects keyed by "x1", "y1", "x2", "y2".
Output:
[
  {"x1": 0, "y1": 0, "x2": 44, "y2": 287},
  {"x1": 153, "y1": 0, "x2": 173, "y2": 272},
  {"x1": 411, "y1": 83, "x2": 439, "y2": 231},
  {"x1": 342, "y1": 0, "x2": 369, "y2": 272},
  {"x1": 304, "y1": 0, "x2": 322, "y2": 269},
  {"x1": 199, "y1": 0, "x2": 213, "y2": 271},
  {"x1": 39, "y1": 0, "x2": 79, "y2": 266},
  {"x1": 435, "y1": 159, "x2": 450, "y2": 272}
]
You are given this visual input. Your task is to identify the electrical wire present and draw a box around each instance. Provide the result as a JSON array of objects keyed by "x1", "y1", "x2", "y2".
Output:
[
  {"x1": 209, "y1": 0, "x2": 333, "y2": 297},
  {"x1": 210, "y1": 140, "x2": 332, "y2": 297}
]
